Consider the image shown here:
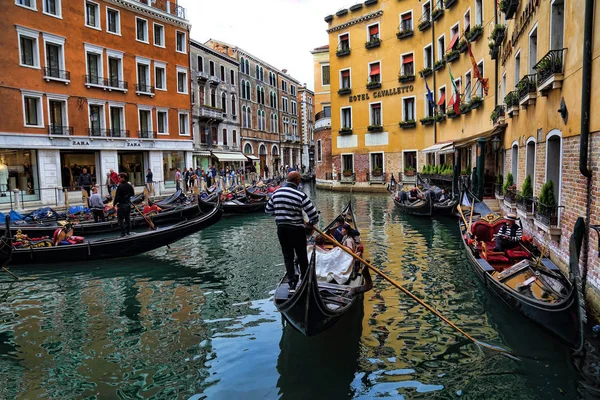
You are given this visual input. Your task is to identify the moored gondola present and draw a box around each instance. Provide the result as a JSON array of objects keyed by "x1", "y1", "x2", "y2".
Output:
[
  {"x1": 389, "y1": 185, "x2": 433, "y2": 216},
  {"x1": 8, "y1": 200, "x2": 222, "y2": 266},
  {"x1": 274, "y1": 202, "x2": 372, "y2": 336},
  {"x1": 0, "y1": 216, "x2": 13, "y2": 268},
  {"x1": 457, "y1": 193, "x2": 581, "y2": 348},
  {"x1": 198, "y1": 193, "x2": 268, "y2": 214}
]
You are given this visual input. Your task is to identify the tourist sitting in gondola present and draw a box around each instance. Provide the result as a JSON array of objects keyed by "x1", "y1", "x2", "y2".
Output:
[
  {"x1": 494, "y1": 213, "x2": 523, "y2": 252},
  {"x1": 89, "y1": 186, "x2": 106, "y2": 223},
  {"x1": 330, "y1": 216, "x2": 345, "y2": 242},
  {"x1": 438, "y1": 189, "x2": 449, "y2": 203}
]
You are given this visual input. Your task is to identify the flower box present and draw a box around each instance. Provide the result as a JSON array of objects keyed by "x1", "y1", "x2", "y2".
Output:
[
  {"x1": 349, "y1": 3, "x2": 363, "y2": 11},
  {"x1": 433, "y1": 59, "x2": 446, "y2": 71},
  {"x1": 446, "y1": 50, "x2": 459, "y2": 63},
  {"x1": 418, "y1": 20, "x2": 431, "y2": 31},
  {"x1": 396, "y1": 29, "x2": 414, "y2": 39},
  {"x1": 367, "y1": 125, "x2": 383, "y2": 132},
  {"x1": 339, "y1": 128, "x2": 353, "y2": 135},
  {"x1": 457, "y1": 39, "x2": 468, "y2": 53},
  {"x1": 432, "y1": 8, "x2": 444, "y2": 21},
  {"x1": 420, "y1": 116, "x2": 435, "y2": 125},
  {"x1": 324, "y1": 15, "x2": 334, "y2": 23},
  {"x1": 398, "y1": 74, "x2": 415, "y2": 83},
  {"x1": 466, "y1": 25, "x2": 483, "y2": 42},
  {"x1": 366, "y1": 81, "x2": 382, "y2": 89},
  {"x1": 365, "y1": 38, "x2": 382, "y2": 49},
  {"x1": 338, "y1": 87, "x2": 352, "y2": 95},
  {"x1": 399, "y1": 120, "x2": 416, "y2": 129},
  {"x1": 469, "y1": 97, "x2": 483, "y2": 110},
  {"x1": 419, "y1": 68, "x2": 433, "y2": 78},
  {"x1": 336, "y1": 8, "x2": 348, "y2": 16}
]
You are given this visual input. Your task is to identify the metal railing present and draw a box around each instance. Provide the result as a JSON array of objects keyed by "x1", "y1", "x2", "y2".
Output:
[
  {"x1": 517, "y1": 195, "x2": 533, "y2": 214},
  {"x1": 534, "y1": 49, "x2": 567, "y2": 88},
  {"x1": 340, "y1": 172, "x2": 356, "y2": 182},
  {"x1": 88, "y1": 128, "x2": 130, "y2": 138},
  {"x1": 491, "y1": 105, "x2": 505, "y2": 125},
  {"x1": 504, "y1": 91, "x2": 519, "y2": 108},
  {"x1": 107, "y1": 78, "x2": 128, "y2": 90},
  {"x1": 517, "y1": 74, "x2": 537, "y2": 101},
  {"x1": 44, "y1": 67, "x2": 70, "y2": 80},
  {"x1": 138, "y1": 130, "x2": 155, "y2": 139},
  {"x1": 135, "y1": 83, "x2": 155, "y2": 94},
  {"x1": 366, "y1": 171, "x2": 388, "y2": 182},
  {"x1": 48, "y1": 125, "x2": 73, "y2": 135},
  {"x1": 84, "y1": 74, "x2": 106, "y2": 86},
  {"x1": 533, "y1": 201, "x2": 562, "y2": 227},
  {"x1": 315, "y1": 108, "x2": 331, "y2": 121}
]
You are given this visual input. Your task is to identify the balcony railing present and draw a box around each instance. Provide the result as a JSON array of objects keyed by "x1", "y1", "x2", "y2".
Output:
[
  {"x1": 107, "y1": 78, "x2": 128, "y2": 91},
  {"x1": 88, "y1": 128, "x2": 130, "y2": 138},
  {"x1": 48, "y1": 125, "x2": 73, "y2": 135},
  {"x1": 517, "y1": 195, "x2": 533, "y2": 214},
  {"x1": 135, "y1": 83, "x2": 155, "y2": 95},
  {"x1": 366, "y1": 171, "x2": 387, "y2": 183},
  {"x1": 517, "y1": 74, "x2": 537, "y2": 103},
  {"x1": 534, "y1": 201, "x2": 562, "y2": 228},
  {"x1": 197, "y1": 105, "x2": 224, "y2": 120},
  {"x1": 44, "y1": 67, "x2": 70, "y2": 81},
  {"x1": 84, "y1": 74, "x2": 106, "y2": 87},
  {"x1": 315, "y1": 108, "x2": 331, "y2": 121},
  {"x1": 138, "y1": 130, "x2": 155, "y2": 139},
  {"x1": 340, "y1": 172, "x2": 356, "y2": 182},
  {"x1": 135, "y1": 0, "x2": 187, "y2": 19},
  {"x1": 397, "y1": 22, "x2": 414, "y2": 39},
  {"x1": 534, "y1": 49, "x2": 566, "y2": 90}
]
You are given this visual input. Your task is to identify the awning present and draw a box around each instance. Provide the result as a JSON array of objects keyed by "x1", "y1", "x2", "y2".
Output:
[
  {"x1": 402, "y1": 13, "x2": 412, "y2": 21},
  {"x1": 403, "y1": 55, "x2": 414, "y2": 64},
  {"x1": 421, "y1": 142, "x2": 454, "y2": 153},
  {"x1": 437, "y1": 92, "x2": 446, "y2": 105},
  {"x1": 370, "y1": 64, "x2": 380, "y2": 76},
  {"x1": 212, "y1": 152, "x2": 248, "y2": 162},
  {"x1": 246, "y1": 155, "x2": 259, "y2": 161},
  {"x1": 439, "y1": 143, "x2": 455, "y2": 154},
  {"x1": 369, "y1": 25, "x2": 379, "y2": 35},
  {"x1": 194, "y1": 151, "x2": 211, "y2": 156},
  {"x1": 340, "y1": 33, "x2": 348, "y2": 41},
  {"x1": 447, "y1": 33, "x2": 459, "y2": 51},
  {"x1": 341, "y1": 70, "x2": 350, "y2": 77}
]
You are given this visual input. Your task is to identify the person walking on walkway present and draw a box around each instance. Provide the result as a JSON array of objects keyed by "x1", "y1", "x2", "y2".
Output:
[
  {"x1": 113, "y1": 173, "x2": 135, "y2": 237},
  {"x1": 78, "y1": 168, "x2": 93, "y2": 197},
  {"x1": 146, "y1": 168, "x2": 154, "y2": 195},
  {"x1": 265, "y1": 171, "x2": 319, "y2": 288},
  {"x1": 175, "y1": 168, "x2": 182, "y2": 190}
]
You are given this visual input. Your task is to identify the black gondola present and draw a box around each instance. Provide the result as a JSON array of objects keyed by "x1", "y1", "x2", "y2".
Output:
[
  {"x1": 274, "y1": 202, "x2": 372, "y2": 336},
  {"x1": 198, "y1": 194, "x2": 267, "y2": 214},
  {"x1": 0, "y1": 216, "x2": 13, "y2": 268},
  {"x1": 300, "y1": 173, "x2": 315, "y2": 183},
  {"x1": 245, "y1": 186, "x2": 268, "y2": 200},
  {"x1": 457, "y1": 193, "x2": 581, "y2": 348},
  {"x1": 2, "y1": 202, "x2": 202, "y2": 237},
  {"x1": 389, "y1": 186, "x2": 434, "y2": 216},
  {"x1": 8, "y1": 201, "x2": 222, "y2": 266}
]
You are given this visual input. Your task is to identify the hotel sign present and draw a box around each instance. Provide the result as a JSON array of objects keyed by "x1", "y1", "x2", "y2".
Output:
[
  {"x1": 501, "y1": 0, "x2": 541, "y2": 65},
  {"x1": 349, "y1": 85, "x2": 414, "y2": 103}
]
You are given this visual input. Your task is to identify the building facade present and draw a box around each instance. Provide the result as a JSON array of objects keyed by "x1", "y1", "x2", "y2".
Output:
[
  {"x1": 190, "y1": 40, "x2": 245, "y2": 170},
  {"x1": 321, "y1": 0, "x2": 600, "y2": 316},
  {"x1": 311, "y1": 45, "x2": 332, "y2": 182},
  {"x1": 298, "y1": 86, "x2": 315, "y2": 172},
  {"x1": 0, "y1": 0, "x2": 192, "y2": 204},
  {"x1": 205, "y1": 39, "x2": 303, "y2": 178}
]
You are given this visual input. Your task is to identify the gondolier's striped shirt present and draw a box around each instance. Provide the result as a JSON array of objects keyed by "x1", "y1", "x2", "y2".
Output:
[{"x1": 265, "y1": 183, "x2": 319, "y2": 227}]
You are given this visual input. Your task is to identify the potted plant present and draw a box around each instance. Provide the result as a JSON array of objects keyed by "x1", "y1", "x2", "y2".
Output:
[
  {"x1": 499, "y1": 0, "x2": 508, "y2": 12},
  {"x1": 365, "y1": 37, "x2": 382, "y2": 49},
  {"x1": 399, "y1": 119, "x2": 416, "y2": 128},
  {"x1": 489, "y1": 41, "x2": 499, "y2": 59},
  {"x1": 419, "y1": 67, "x2": 433, "y2": 77},
  {"x1": 518, "y1": 174, "x2": 534, "y2": 212},
  {"x1": 404, "y1": 166, "x2": 416, "y2": 176},
  {"x1": 537, "y1": 180, "x2": 557, "y2": 217},
  {"x1": 466, "y1": 25, "x2": 483, "y2": 42},
  {"x1": 504, "y1": 91, "x2": 519, "y2": 108},
  {"x1": 372, "y1": 166, "x2": 383, "y2": 176},
  {"x1": 343, "y1": 169, "x2": 353, "y2": 177},
  {"x1": 367, "y1": 125, "x2": 383, "y2": 132},
  {"x1": 491, "y1": 24, "x2": 506, "y2": 43},
  {"x1": 470, "y1": 96, "x2": 483, "y2": 109},
  {"x1": 446, "y1": 49, "x2": 460, "y2": 62},
  {"x1": 503, "y1": 172, "x2": 517, "y2": 202},
  {"x1": 490, "y1": 107, "x2": 502, "y2": 124},
  {"x1": 433, "y1": 59, "x2": 446, "y2": 71},
  {"x1": 457, "y1": 38, "x2": 468, "y2": 53},
  {"x1": 420, "y1": 116, "x2": 435, "y2": 125}
]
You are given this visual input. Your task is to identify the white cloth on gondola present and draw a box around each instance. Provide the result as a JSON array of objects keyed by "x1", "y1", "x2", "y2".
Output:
[{"x1": 308, "y1": 246, "x2": 354, "y2": 283}]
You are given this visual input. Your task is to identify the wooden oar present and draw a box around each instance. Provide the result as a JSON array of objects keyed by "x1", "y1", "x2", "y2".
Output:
[
  {"x1": 2, "y1": 266, "x2": 18, "y2": 280},
  {"x1": 311, "y1": 225, "x2": 519, "y2": 360},
  {"x1": 131, "y1": 203, "x2": 156, "y2": 230}
]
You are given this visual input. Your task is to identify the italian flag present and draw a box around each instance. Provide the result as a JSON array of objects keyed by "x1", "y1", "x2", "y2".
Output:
[{"x1": 449, "y1": 68, "x2": 460, "y2": 115}]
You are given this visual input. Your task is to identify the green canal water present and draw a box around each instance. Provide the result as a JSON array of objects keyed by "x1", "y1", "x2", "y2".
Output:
[{"x1": 0, "y1": 184, "x2": 598, "y2": 399}]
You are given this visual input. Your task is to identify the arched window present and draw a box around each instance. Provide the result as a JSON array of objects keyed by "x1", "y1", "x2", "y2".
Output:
[
  {"x1": 246, "y1": 81, "x2": 251, "y2": 99},
  {"x1": 272, "y1": 114, "x2": 278, "y2": 133},
  {"x1": 230, "y1": 69, "x2": 235, "y2": 84},
  {"x1": 272, "y1": 145, "x2": 279, "y2": 156},
  {"x1": 240, "y1": 57, "x2": 245, "y2": 73},
  {"x1": 241, "y1": 79, "x2": 246, "y2": 99},
  {"x1": 257, "y1": 110, "x2": 261, "y2": 130},
  {"x1": 221, "y1": 92, "x2": 227, "y2": 112},
  {"x1": 546, "y1": 132, "x2": 562, "y2": 203},
  {"x1": 244, "y1": 143, "x2": 253, "y2": 154},
  {"x1": 259, "y1": 144, "x2": 267, "y2": 155},
  {"x1": 255, "y1": 65, "x2": 260, "y2": 79},
  {"x1": 242, "y1": 105, "x2": 247, "y2": 127},
  {"x1": 245, "y1": 59, "x2": 249, "y2": 74},
  {"x1": 246, "y1": 107, "x2": 252, "y2": 129},
  {"x1": 231, "y1": 95, "x2": 236, "y2": 116},
  {"x1": 260, "y1": 67, "x2": 264, "y2": 82},
  {"x1": 210, "y1": 89, "x2": 216, "y2": 107},
  {"x1": 525, "y1": 138, "x2": 536, "y2": 186}
]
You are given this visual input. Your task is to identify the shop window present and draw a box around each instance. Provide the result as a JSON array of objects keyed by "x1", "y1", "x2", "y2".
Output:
[
  {"x1": 107, "y1": 8, "x2": 120, "y2": 34},
  {"x1": 157, "y1": 109, "x2": 168, "y2": 135},
  {"x1": 511, "y1": 143, "x2": 519, "y2": 183},
  {"x1": 86, "y1": 1, "x2": 100, "y2": 29},
  {"x1": 163, "y1": 151, "x2": 185, "y2": 187},
  {"x1": 550, "y1": 0, "x2": 564, "y2": 50},
  {"x1": 404, "y1": 151, "x2": 417, "y2": 171},
  {"x1": 136, "y1": 17, "x2": 148, "y2": 42},
  {"x1": 60, "y1": 151, "x2": 97, "y2": 191},
  {"x1": 119, "y1": 152, "x2": 144, "y2": 186},
  {"x1": 526, "y1": 139, "x2": 535, "y2": 185},
  {"x1": 342, "y1": 154, "x2": 354, "y2": 173},
  {"x1": 341, "y1": 107, "x2": 352, "y2": 129},
  {"x1": 22, "y1": 93, "x2": 43, "y2": 127},
  {"x1": 402, "y1": 97, "x2": 415, "y2": 121},
  {"x1": 154, "y1": 23, "x2": 164, "y2": 47},
  {"x1": 176, "y1": 31, "x2": 186, "y2": 53},
  {"x1": 369, "y1": 62, "x2": 381, "y2": 84},
  {"x1": 322, "y1": 65, "x2": 330, "y2": 86},
  {"x1": 370, "y1": 103, "x2": 381, "y2": 126},
  {"x1": 0, "y1": 149, "x2": 39, "y2": 201},
  {"x1": 529, "y1": 27, "x2": 538, "y2": 74},
  {"x1": 546, "y1": 134, "x2": 562, "y2": 203}
]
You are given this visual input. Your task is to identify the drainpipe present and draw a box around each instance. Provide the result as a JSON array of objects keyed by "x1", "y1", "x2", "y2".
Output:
[
  {"x1": 494, "y1": 3, "x2": 499, "y2": 107},
  {"x1": 579, "y1": 0, "x2": 594, "y2": 292},
  {"x1": 432, "y1": 9, "x2": 437, "y2": 146}
]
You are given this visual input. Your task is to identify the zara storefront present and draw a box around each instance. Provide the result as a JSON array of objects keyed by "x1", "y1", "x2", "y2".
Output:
[{"x1": 0, "y1": 133, "x2": 193, "y2": 206}]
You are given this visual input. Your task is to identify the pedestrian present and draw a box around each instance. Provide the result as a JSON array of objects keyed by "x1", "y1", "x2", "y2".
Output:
[
  {"x1": 78, "y1": 167, "x2": 93, "y2": 197},
  {"x1": 187, "y1": 167, "x2": 195, "y2": 191},
  {"x1": 265, "y1": 171, "x2": 319, "y2": 289},
  {"x1": 113, "y1": 172, "x2": 135, "y2": 237},
  {"x1": 105, "y1": 172, "x2": 111, "y2": 195},
  {"x1": 146, "y1": 168, "x2": 154, "y2": 195},
  {"x1": 175, "y1": 168, "x2": 182, "y2": 190},
  {"x1": 89, "y1": 186, "x2": 106, "y2": 223}
]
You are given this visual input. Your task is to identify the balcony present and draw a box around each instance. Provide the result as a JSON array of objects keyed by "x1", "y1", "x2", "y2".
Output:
[
  {"x1": 315, "y1": 109, "x2": 331, "y2": 130},
  {"x1": 197, "y1": 70, "x2": 210, "y2": 82},
  {"x1": 88, "y1": 128, "x2": 130, "y2": 138},
  {"x1": 500, "y1": 0, "x2": 519, "y2": 19},
  {"x1": 135, "y1": 83, "x2": 155, "y2": 96},
  {"x1": 504, "y1": 91, "x2": 519, "y2": 116},
  {"x1": 48, "y1": 125, "x2": 73, "y2": 136},
  {"x1": 336, "y1": 43, "x2": 351, "y2": 57},
  {"x1": 197, "y1": 105, "x2": 224, "y2": 121},
  {"x1": 367, "y1": 171, "x2": 387, "y2": 184},
  {"x1": 107, "y1": 78, "x2": 128, "y2": 92},
  {"x1": 44, "y1": 67, "x2": 70, "y2": 84},
  {"x1": 517, "y1": 74, "x2": 537, "y2": 107},
  {"x1": 84, "y1": 74, "x2": 107, "y2": 89},
  {"x1": 138, "y1": 130, "x2": 155, "y2": 139},
  {"x1": 340, "y1": 172, "x2": 356, "y2": 183},
  {"x1": 516, "y1": 195, "x2": 534, "y2": 219},
  {"x1": 209, "y1": 76, "x2": 221, "y2": 86},
  {"x1": 534, "y1": 49, "x2": 566, "y2": 94},
  {"x1": 134, "y1": 0, "x2": 187, "y2": 19},
  {"x1": 284, "y1": 134, "x2": 301, "y2": 143},
  {"x1": 491, "y1": 105, "x2": 505, "y2": 127}
]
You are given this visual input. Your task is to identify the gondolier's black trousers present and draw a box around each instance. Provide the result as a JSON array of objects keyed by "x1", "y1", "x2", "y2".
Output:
[
  {"x1": 277, "y1": 224, "x2": 308, "y2": 282},
  {"x1": 117, "y1": 203, "x2": 131, "y2": 236}
]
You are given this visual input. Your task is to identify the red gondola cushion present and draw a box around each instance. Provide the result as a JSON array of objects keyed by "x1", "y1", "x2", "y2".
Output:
[
  {"x1": 506, "y1": 249, "x2": 529, "y2": 259},
  {"x1": 485, "y1": 254, "x2": 510, "y2": 263},
  {"x1": 472, "y1": 221, "x2": 493, "y2": 242}
]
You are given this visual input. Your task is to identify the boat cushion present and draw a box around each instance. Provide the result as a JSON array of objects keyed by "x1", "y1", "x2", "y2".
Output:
[
  {"x1": 485, "y1": 254, "x2": 510, "y2": 263},
  {"x1": 308, "y1": 246, "x2": 354, "y2": 284},
  {"x1": 471, "y1": 220, "x2": 508, "y2": 243},
  {"x1": 506, "y1": 249, "x2": 529, "y2": 259}
]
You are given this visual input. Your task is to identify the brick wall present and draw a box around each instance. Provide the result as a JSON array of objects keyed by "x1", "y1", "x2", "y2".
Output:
[{"x1": 315, "y1": 128, "x2": 332, "y2": 179}]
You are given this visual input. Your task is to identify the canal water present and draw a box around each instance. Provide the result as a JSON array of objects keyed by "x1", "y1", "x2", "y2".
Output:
[{"x1": 0, "y1": 184, "x2": 598, "y2": 399}]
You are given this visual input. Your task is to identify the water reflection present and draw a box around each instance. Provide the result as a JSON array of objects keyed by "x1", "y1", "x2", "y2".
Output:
[{"x1": 0, "y1": 184, "x2": 595, "y2": 399}]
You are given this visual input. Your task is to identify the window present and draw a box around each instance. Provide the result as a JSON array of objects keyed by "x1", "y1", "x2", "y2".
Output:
[
  {"x1": 139, "y1": 108, "x2": 152, "y2": 136},
  {"x1": 282, "y1": 97, "x2": 288, "y2": 112},
  {"x1": 291, "y1": 85, "x2": 296, "y2": 96},
  {"x1": 260, "y1": 67, "x2": 264, "y2": 82},
  {"x1": 176, "y1": 31, "x2": 186, "y2": 53},
  {"x1": 464, "y1": 10, "x2": 471, "y2": 33},
  {"x1": 22, "y1": 92, "x2": 43, "y2": 127},
  {"x1": 321, "y1": 65, "x2": 330, "y2": 86},
  {"x1": 437, "y1": 34, "x2": 445, "y2": 60},
  {"x1": 501, "y1": 73, "x2": 506, "y2": 102},
  {"x1": 179, "y1": 113, "x2": 189, "y2": 135},
  {"x1": 424, "y1": 44, "x2": 433, "y2": 69},
  {"x1": 475, "y1": 0, "x2": 482, "y2": 24},
  {"x1": 136, "y1": 60, "x2": 151, "y2": 93},
  {"x1": 221, "y1": 92, "x2": 227, "y2": 113},
  {"x1": 282, "y1": 81, "x2": 288, "y2": 92},
  {"x1": 477, "y1": 61, "x2": 484, "y2": 97},
  {"x1": 401, "y1": 53, "x2": 414, "y2": 76},
  {"x1": 48, "y1": 97, "x2": 67, "y2": 132},
  {"x1": 244, "y1": 59, "x2": 249, "y2": 75},
  {"x1": 107, "y1": 8, "x2": 120, "y2": 34},
  {"x1": 341, "y1": 107, "x2": 352, "y2": 128},
  {"x1": 157, "y1": 109, "x2": 168, "y2": 135},
  {"x1": 155, "y1": 63, "x2": 166, "y2": 90},
  {"x1": 529, "y1": 26, "x2": 538, "y2": 74},
  {"x1": 16, "y1": 0, "x2": 36, "y2": 10},
  {"x1": 246, "y1": 81, "x2": 251, "y2": 100},
  {"x1": 88, "y1": 103, "x2": 104, "y2": 135},
  {"x1": 511, "y1": 143, "x2": 519, "y2": 183},
  {"x1": 244, "y1": 143, "x2": 253, "y2": 154},
  {"x1": 241, "y1": 106, "x2": 247, "y2": 127},
  {"x1": 369, "y1": 62, "x2": 381, "y2": 84},
  {"x1": 43, "y1": 0, "x2": 61, "y2": 17},
  {"x1": 197, "y1": 56, "x2": 203, "y2": 72},
  {"x1": 210, "y1": 89, "x2": 216, "y2": 107},
  {"x1": 514, "y1": 52, "x2": 521, "y2": 86},
  {"x1": 85, "y1": 1, "x2": 100, "y2": 29},
  {"x1": 154, "y1": 23, "x2": 164, "y2": 47},
  {"x1": 17, "y1": 27, "x2": 40, "y2": 69},
  {"x1": 291, "y1": 101, "x2": 297, "y2": 115},
  {"x1": 371, "y1": 153, "x2": 383, "y2": 173},
  {"x1": 255, "y1": 65, "x2": 260, "y2": 79},
  {"x1": 177, "y1": 68, "x2": 188, "y2": 94},
  {"x1": 233, "y1": 130, "x2": 237, "y2": 145},
  {"x1": 342, "y1": 154, "x2": 354, "y2": 173},
  {"x1": 220, "y1": 65, "x2": 226, "y2": 82},
  {"x1": 546, "y1": 133, "x2": 562, "y2": 203},
  {"x1": 246, "y1": 107, "x2": 252, "y2": 129},
  {"x1": 338, "y1": 33, "x2": 350, "y2": 53},
  {"x1": 340, "y1": 69, "x2": 351, "y2": 89},
  {"x1": 424, "y1": 93, "x2": 435, "y2": 117},
  {"x1": 209, "y1": 61, "x2": 215, "y2": 76},
  {"x1": 550, "y1": 0, "x2": 565, "y2": 50},
  {"x1": 85, "y1": 46, "x2": 103, "y2": 85},
  {"x1": 526, "y1": 139, "x2": 535, "y2": 185},
  {"x1": 107, "y1": 53, "x2": 124, "y2": 89},
  {"x1": 222, "y1": 128, "x2": 228, "y2": 145},
  {"x1": 370, "y1": 103, "x2": 382, "y2": 126},
  {"x1": 230, "y1": 69, "x2": 235, "y2": 84},
  {"x1": 448, "y1": 24, "x2": 459, "y2": 53},
  {"x1": 438, "y1": 86, "x2": 446, "y2": 113},
  {"x1": 400, "y1": 12, "x2": 413, "y2": 32},
  {"x1": 367, "y1": 23, "x2": 380, "y2": 42},
  {"x1": 240, "y1": 57, "x2": 245, "y2": 74},
  {"x1": 423, "y1": 1, "x2": 431, "y2": 21},
  {"x1": 136, "y1": 17, "x2": 148, "y2": 43},
  {"x1": 404, "y1": 151, "x2": 417, "y2": 171},
  {"x1": 109, "y1": 105, "x2": 125, "y2": 137},
  {"x1": 317, "y1": 140, "x2": 322, "y2": 162},
  {"x1": 465, "y1": 71, "x2": 472, "y2": 102},
  {"x1": 402, "y1": 97, "x2": 415, "y2": 121},
  {"x1": 231, "y1": 96, "x2": 237, "y2": 115}
]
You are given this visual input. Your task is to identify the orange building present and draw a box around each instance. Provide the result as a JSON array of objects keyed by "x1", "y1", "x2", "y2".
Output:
[{"x1": 0, "y1": 0, "x2": 191, "y2": 205}]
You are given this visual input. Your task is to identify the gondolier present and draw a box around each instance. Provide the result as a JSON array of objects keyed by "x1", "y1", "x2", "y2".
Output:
[
  {"x1": 266, "y1": 171, "x2": 319, "y2": 288},
  {"x1": 494, "y1": 213, "x2": 522, "y2": 251},
  {"x1": 113, "y1": 172, "x2": 135, "y2": 237}
]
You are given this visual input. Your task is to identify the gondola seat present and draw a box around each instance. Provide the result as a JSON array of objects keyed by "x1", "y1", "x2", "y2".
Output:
[{"x1": 506, "y1": 248, "x2": 530, "y2": 260}]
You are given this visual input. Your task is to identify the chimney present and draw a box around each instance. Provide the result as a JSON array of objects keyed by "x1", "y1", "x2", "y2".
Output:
[{"x1": 282, "y1": 69, "x2": 288, "y2": 74}]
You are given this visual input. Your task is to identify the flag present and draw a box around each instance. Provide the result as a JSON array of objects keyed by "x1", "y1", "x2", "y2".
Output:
[
  {"x1": 425, "y1": 79, "x2": 435, "y2": 109},
  {"x1": 466, "y1": 39, "x2": 489, "y2": 96},
  {"x1": 449, "y1": 67, "x2": 460, "y2": 115}
]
